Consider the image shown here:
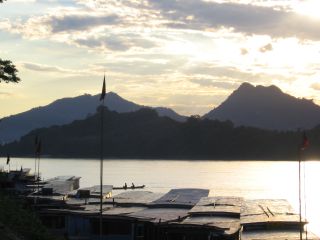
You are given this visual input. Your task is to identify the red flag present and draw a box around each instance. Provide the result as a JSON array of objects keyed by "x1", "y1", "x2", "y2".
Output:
[
  {"x1": 100, "y1": 75, "x2": 106, "y2": 101},
  {"x1": 301, "y1": 132, "x2": 309, "y2": 150}
]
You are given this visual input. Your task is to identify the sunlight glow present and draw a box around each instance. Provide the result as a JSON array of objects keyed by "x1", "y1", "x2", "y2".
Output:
[{"x1": 294, "y1": 0, "x2": 320, "y2": 19}]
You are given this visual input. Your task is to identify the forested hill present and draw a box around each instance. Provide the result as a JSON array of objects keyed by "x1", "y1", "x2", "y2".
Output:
[
  {"x1": 204, "y1": 82, "x2": 320, "y2": 130},
  {"x1": 1, "y1": 107, "x2": 320, "y2": 160},
  {"x1": 0, "y1": 92, "x2": 185, "y2": 144}
]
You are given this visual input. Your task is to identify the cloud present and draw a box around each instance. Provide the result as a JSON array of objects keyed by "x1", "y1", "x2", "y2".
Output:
[
  {"x1": 147, "y1": 0, "x2": 320, "y2": 40},
  {"x1": 259, "y1": 43, "x2": 273, "y2": 53},
  {"x1": 74, "y1": 34, "x2": 158, "y2": 51},
  {"x1": 50, "y1": 14, "x2": 121, "y2": 33},
  {"x1": 0, "y1": 92, "x2": 12, "y2": 96},
  {"x1": 22, "y1": 62, "x2": 70, "y2": 73},
  {"x1": 96, "y1": 56, "x2": 188, "y2": 76},
  {"x1": 311, "y1": 83, "x2": 320, "y2": 91},
  {"x1": 191, "y1": 79, "x2": 239, "y2": 89},
  {"x1": 240, "y1": 48, "x2": 248, "y2": 55},
  {"x1": 21, "y1": 62, "x2": 93, "y2": 76},
  {"x1": 184, "y1": 63, "x2": 293, "y2": 86}
]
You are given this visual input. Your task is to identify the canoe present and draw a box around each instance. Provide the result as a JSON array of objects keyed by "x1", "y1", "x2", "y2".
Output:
[{"x1": 113, "y1": 185, "x2": 145, "y2": 190}]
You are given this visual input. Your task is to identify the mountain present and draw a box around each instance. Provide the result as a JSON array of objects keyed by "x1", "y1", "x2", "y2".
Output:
[
  {"x1": 0, "y1": 92, "x2": 185, "y2": 143},
  {"x1": 203, "y1": 82, "x2": 320, "y2": 130},
  {"x1": 1, "y1": 107, "x2": 319, "y2": 159}
]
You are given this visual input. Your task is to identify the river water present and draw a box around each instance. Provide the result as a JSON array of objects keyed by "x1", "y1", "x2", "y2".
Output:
[{"x1": 2, "y1": 158, "x2": 320, "y2": 235}]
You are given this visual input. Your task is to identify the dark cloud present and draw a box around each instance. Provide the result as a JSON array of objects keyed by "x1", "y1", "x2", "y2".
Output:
[
  {"x1": 147, "y1": 0, "x2": 320, "y2": 40},
  {"x1": 259, "y1": 43, "x2": 273, "y2": 53},
  {"x1": 50, "y1": 14, "x2": 121, "y2": 32}
]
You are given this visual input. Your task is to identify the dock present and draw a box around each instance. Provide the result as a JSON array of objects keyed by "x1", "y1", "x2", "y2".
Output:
[{"x1": 0, "y1": 170, "x2": 319, "y2": 240}]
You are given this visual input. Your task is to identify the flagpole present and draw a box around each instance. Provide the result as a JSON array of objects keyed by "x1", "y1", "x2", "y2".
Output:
[
  {"x1": 37, "y1": 152, "x2": 40, "y2": 193},
  {"x1": 100, "y1": 98, "x2": 104, "y2": 239},
  {"x1": 34, "y1": 136, "x2": 38, "y2": 193},
  {"x1": 299, "y1": 132, "x2": 309, "y2": 240},
  {"x1": 303, "y1": 159, "x2": 308, "y2": 240},
  {"x1": 99, "y1": 75, "x2": 106, "y2": 239},
  {"x1": 299, "y1": 149, "x2": 302, "y2": 240}
]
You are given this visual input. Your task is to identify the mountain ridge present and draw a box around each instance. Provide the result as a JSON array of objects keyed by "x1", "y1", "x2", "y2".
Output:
[
  {"x1": 0, "y1": 92, "x2": 185, "y2": 143},
  {"x1": 203, "y1": 82, "x2": 320, "y2": 130}
]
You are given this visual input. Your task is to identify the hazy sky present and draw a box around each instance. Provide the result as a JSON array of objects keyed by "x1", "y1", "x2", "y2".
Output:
[{"x1": 1, "y1": 0, "x2": 320, "y2": 117}]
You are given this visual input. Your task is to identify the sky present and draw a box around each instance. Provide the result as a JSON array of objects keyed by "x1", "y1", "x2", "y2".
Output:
[{"x1": 1, "y1": 0, "x2": 320, "y2": 117}]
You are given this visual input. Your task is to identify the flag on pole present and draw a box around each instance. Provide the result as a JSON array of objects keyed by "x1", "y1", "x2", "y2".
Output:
[
  {"x1": 301, "y1": 132, "x2": 309, "y2": 150},
  {"x1": 100, "y1": 75, "x2": 106, "y2": 101},
  {"x1": 6, "y1": 154, "x2": 10, "y2": 165}
]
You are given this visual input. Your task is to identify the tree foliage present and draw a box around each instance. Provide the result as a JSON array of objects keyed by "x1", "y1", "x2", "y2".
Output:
[
  {"x1": 2, "y1": 107, "x2": 319, "y2": 160},
  {"x1": 0, "y1": 59, "x2": 20, "y2": 83},
  {"x1": 0, "y1": 190, "x2": 56, "y2": 240}
]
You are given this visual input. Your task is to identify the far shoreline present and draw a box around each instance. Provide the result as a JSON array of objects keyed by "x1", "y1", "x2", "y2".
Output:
[{"x1": 6, "y1": 155, "x2": 319, "y2": 162}]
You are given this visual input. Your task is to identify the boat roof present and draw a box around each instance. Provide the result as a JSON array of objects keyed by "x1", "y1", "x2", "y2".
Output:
[
  {"x1": 105, "y1": 191, "x2": 165, "y2": 206},
  {"x1": 45, "y1": 175, "x2": 81, "y2": 182},
  {"x1": 42, "y1": 181, "x2": 74, "y2": 196},
  {"x1": 68, "y1": 185, "x2": 113, "y2": 196},
  {"x1": 128, "y1": 207, "x2": 190, "y2": 223},
  {"x1": 149, "y1": 188, "x2": 209, "y2": 208},
  {"x1": 180, "y1": 216, "x2": 240, "y2": 235},
  {"x1": 241, "y1": 230, "x2": 320, "y2": 240},
  {"x1": 241, "y1": 199, "x2": 306, "y2": 229},
  {"x1": 189, "y1": 196, "x2": 243, "y2": 217}
]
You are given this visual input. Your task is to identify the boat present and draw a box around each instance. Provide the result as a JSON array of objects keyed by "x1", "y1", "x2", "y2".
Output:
[{"x1": 113, "y1": 184, "x2": 145, "y2": 190}]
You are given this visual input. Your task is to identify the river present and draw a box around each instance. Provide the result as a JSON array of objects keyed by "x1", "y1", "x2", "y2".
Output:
[{"x1": 3, "y1": 158, "x2": 320, "y2": 236}]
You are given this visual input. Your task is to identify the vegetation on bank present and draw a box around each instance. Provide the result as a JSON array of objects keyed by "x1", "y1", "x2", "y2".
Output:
[
  {"x1": 0, "y1": 190, "x2": 57, "y2": 240},
  {"x1": 1, "y1": 107, "x2": 318, "y2": 160}
]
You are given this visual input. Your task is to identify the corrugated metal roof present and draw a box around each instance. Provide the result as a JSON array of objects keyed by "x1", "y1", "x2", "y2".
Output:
[
  {"x1": 241, "y1": 230, "x2": 320, "y2": 240},
  {"x1": 129, "y1": 208, "x2": 189, "y2": 223},
  {"x1": 241, "y1": 199, "x2": 306, "y2": 228},
  {"x1": 189, "y1": 196, "x2": 243, "y2": 217},
  {"x1": 106, "y1": 191, "x2": 164, "y2": 206},
  {"x1": 149, "y1": 188, "x2": 209, "y2": 208}
]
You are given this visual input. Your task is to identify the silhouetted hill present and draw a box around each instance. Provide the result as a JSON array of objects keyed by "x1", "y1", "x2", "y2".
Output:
[
  {"x1": 2, "y1": 107, "x2": 319, "y2": 160},
  {"x1": 203, "y1": 82, "x2": 320, "y2": 130},
  {"x1": 0, "y1": 92, "x2": 185, "y2": 143}
]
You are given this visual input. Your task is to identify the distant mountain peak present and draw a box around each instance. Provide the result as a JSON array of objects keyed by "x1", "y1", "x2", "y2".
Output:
[
  {"x1": 0, "y1": 92, "x2": 185, "y2": 143},
  {"x1": 204, "y1": 82, "x2": 320, "y2": 130},
  {"x1": 237, "y1": 82, "x2": 282, "y2": 94},
  {"x1": 238, "y1": 82, "x2": 254, "y2": 90}
]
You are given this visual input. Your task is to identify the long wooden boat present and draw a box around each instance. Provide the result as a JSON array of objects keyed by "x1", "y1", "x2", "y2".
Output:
[{"x1": 113, "y1": 184, "x2": 145, "y2": 190}]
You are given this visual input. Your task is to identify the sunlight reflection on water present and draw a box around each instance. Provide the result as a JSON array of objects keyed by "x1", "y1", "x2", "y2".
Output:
[{"x1": 3, "y1": 158, "x2": 320, "y2": 236}]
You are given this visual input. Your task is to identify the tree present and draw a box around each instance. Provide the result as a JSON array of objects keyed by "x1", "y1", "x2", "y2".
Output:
[
  {"x1": 0, "y1": 59, "x2": 20, "y2": 83},
  {"x1": 0, "y1": 2, "x2": 20, "y2": 84}
]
